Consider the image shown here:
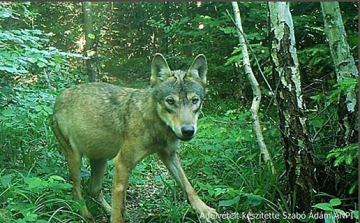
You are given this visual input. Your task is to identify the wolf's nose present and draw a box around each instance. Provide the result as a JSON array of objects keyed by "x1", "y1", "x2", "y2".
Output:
[{"x1": 181, "y1": 126, "x2": 195, "y2": 138}]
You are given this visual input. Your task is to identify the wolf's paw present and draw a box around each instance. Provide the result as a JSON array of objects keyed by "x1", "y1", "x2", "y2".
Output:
[{"x1": 196, "y1": 204, "x2": 219, "y2": 223}]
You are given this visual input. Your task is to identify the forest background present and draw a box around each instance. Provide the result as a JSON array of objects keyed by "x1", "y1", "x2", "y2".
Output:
[{"x1": 0, "y1": 2, "x2": 358, "y2": 223}]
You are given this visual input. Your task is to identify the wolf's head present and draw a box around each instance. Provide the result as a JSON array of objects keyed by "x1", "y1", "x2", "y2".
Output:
[{"x1": 151, "y1": 53, "x2": 207, "y2": 141}]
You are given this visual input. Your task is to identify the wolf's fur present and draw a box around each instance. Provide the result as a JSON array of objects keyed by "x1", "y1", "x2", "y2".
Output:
[{"x1": 52, "y1": 54, "x2": 217, "y2": 222}]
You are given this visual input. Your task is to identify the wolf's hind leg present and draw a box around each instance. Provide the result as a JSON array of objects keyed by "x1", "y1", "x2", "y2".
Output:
[
  {"x1": 53, "y1": 120, "x2": 94, "y2": 221},
  {"x1": 89, "y1": 159, "x2": 112, "y2": 215},
  {"x1": 64, "y1": 144, "x2": 94, "y2": 221}
]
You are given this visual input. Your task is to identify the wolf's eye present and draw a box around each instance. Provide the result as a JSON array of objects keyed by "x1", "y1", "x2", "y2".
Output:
[
  {"x1": 192, "y1": 98, "x2": 200, "y2": 104},
  {"x1": 166, "y1": 98, "x2": 175, "y2": 105}
]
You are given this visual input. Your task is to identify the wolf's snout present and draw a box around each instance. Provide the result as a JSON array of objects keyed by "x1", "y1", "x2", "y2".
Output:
[{"x1": 181, "y1": 125, "x2": 195, "y2": 139}]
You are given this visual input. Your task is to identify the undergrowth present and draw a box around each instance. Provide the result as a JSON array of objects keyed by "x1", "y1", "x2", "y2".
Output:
[
  {"x1": 1, "y1": 88, "x2": 358, "y2": 222},
  {"x1": 1, "y1": 83, "x2": 358, "y2": 223}
]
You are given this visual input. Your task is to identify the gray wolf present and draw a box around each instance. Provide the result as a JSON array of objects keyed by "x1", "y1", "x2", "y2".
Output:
[{"x1": 52, "y1": 53, "x2": 217, "y2": 222}]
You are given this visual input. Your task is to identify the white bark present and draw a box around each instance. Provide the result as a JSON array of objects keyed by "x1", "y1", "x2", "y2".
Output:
[
  {"x1": 269, "y1": 2, "x2": 315, "y2": 213},
  {"x1": 321, "y1": 2, "x2": 358, "y2": 113},
  {"x1": 268, "y1": 2, "x2": 308, "y2": 135},
  {"x1": 232, "y1": 2, "x2": 275, "y2": 174}
]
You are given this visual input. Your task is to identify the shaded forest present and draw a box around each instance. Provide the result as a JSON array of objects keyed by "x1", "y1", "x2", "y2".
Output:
[{"x1": 0, "y1": 2, "x2": 358, "y2": 223}]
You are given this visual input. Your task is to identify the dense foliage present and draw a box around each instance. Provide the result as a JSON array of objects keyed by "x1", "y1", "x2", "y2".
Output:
[{"x1": 0, "y1": 2, "x2": 358, "y2": 222}]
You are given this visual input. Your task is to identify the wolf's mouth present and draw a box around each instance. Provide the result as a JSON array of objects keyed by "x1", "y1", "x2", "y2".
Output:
[{"x1": 179, "y1": 136, "x2": 194, "y2": 141}]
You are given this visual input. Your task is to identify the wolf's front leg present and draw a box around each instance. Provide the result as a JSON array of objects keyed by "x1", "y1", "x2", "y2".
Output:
[
  {"x1": 111, "y1": 151, "x2": 129, "y2": 223},
  {"x1": 111, "y1": 143, "x2": 149, "y2": 223},
  {"x1": 157, "y1": 149, "x2": 218, "y2": 223}
]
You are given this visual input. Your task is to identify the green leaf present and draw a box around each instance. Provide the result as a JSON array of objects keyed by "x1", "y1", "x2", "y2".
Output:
[
  {"x1": 1, "y1": 174, "x2": 13, "y2": 187},
  {"x1": 310, "y1": 94, "x2": 322, "y2": 101},
  {"x1": 25, "y1": 177, "x2": 41, "y2": 188},
  {"x1": 24, "y1": 177, "x2": 47, "y2": 188},
  {"x1": 349, "y1": 183, "x2": 357, "y2": 194},
  {"x1": 345, "y1": 155, "x2": 353, "y2": 165},
  {"x1": 219, "y1": 27, "x2": 235, "y2": 34},
  {"x1": 329, "y1": 198, "x2": 341, "y2": 206},
  {"x1": 201, "y1": 15, "x2": 211, "y2": 19},
  {"x1": 333, "y1": 209, "x2": 346, "y2": 215},
  {"x1": 350, "y1": 35, "x2": 358, "y2": 45},
  {"x1": 334, "y1": 156, "x2": 345, "y2": 167},
  {"x1": 219, "y1": 196, "x2": 240, "y2": 207},
  {"x1": 27, "y1": 57, "x2": 37, "y2": 63},
  {"x1": 1, "y1": 109, "x2": 15, "y2": 117},
  {"x1": 214, "y1": 188, "x2": 225, "y2": 197},
  {"x1": 23, "y1": 213, "x2": 38, "y2": 221},
  {"x1": 49, "y1": 175, "x2": 66, "y2": 182},
  {"x1": 88, "y1": 33, "x2": 95, "y2": 39},
  {"x1": 48, "y1": 181, "x2": 72, "y2": 190},
  {"x1": 243, "y1": 193, "x2": 263, "y2": 207},
  {"x1": 53, "y1": 55, "x2": 63, "y2": 63},
  {"x1": 352, "y1": 210, "x2": 358, "y2": 219},
  {"x1": 43, "y1": 106, "x2": 53, "y2": 114},
  {"x1": 312, "y1": 118, "x2": 323, "y2": 128},
  {"x1": 37, "y1": 62, "x2": 46, "y2": 68},
  {"x1": 202, "y1": 166, "x2": 213, "y2": 175},
  {"x1": 313, "y1": 203, "x2": 332, "y2": 211},
  {"x1": 34, "y1": 105, "x2": 42, "y2": 111}
]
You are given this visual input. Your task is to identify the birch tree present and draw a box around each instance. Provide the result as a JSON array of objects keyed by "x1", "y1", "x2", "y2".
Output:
[
  {"x1": 269, "y1": 2, "x2": 316, "y2": 213},
  {"x1": 321, "y1": 2, "x2": 358, "y2": 145},
  {"x1": 231, "y1": 2, "x2": 275, "y2": 174}
]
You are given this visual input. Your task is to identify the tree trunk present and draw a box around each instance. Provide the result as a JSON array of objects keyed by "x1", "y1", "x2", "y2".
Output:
[
  {"x1": 82, "y1": 2, "x2": 97, "y2": 82},
  {"x1": 269, "y1": 2, "x2": 316, "y2": 213},
  {"x1": 321, "y1": 2, "x2": 358, "y2": 146},
  {"x1": 231, "y1": 2, "x2": 275, "y2": 174},
  {"x1": 163, "y1": 1, "x2": 170, "y2": 55}
]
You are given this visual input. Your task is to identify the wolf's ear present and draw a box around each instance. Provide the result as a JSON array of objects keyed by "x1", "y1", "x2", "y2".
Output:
[
  {"x1": 151, "y1": 53, "x2": 172, "y2": 87},
  {"x1": 186, "y1": 54, "x2": 207, "y2": 86}
]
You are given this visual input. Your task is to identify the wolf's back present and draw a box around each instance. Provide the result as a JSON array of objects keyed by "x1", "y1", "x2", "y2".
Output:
[{"x1": 52, "y1": 82, "x2": 146, "y2": 159}]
